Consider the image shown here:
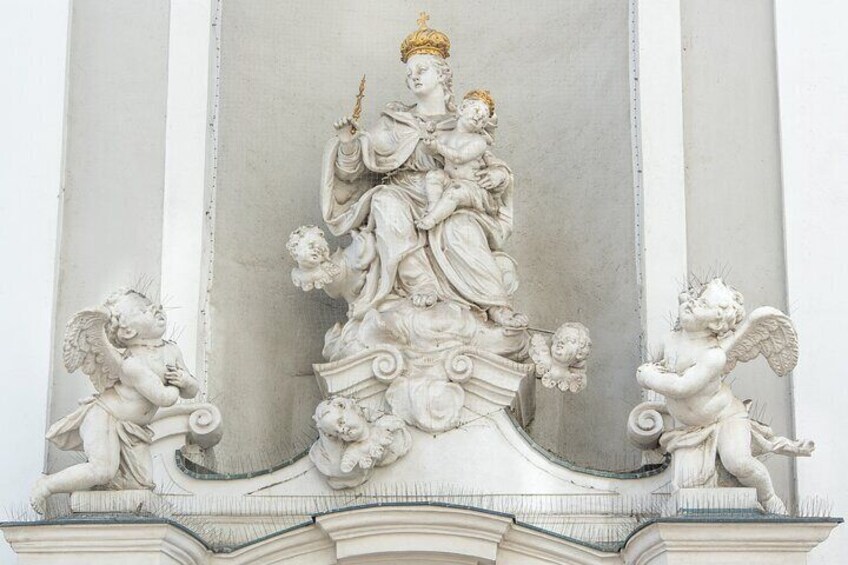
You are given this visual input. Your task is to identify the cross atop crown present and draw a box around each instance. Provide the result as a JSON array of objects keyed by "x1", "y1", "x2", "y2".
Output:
[{"x1": 417, "y1": 12, "x2": 430, "y2": 30}]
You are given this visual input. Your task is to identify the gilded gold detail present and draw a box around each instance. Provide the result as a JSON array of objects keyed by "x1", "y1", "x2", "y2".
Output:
[
  {"x1": 400, "y1": 12, "x2": 450, "y2": 63},
  {"x1": 463, "y1": 89, "x2": 495, "y2": 116},
  {"x1": 350, "y1": 75, "x2": 366, "y2": 134}
]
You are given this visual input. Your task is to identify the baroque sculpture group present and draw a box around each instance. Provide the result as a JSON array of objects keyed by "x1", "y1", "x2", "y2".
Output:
[{"x1": 33, "y1": 14, "x2": 813, "y2": 518}]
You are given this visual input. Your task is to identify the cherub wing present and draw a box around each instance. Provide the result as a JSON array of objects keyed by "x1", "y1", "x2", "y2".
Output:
[
  {"x1": 62, "y1": 307, "x2": 124, "y2": 393},
  {"x1": 721, "y1": 306, "x2": 799, "y2": 377},
  {"x1": 529, "y1": 334, "x2": 553, "y2": 376}
]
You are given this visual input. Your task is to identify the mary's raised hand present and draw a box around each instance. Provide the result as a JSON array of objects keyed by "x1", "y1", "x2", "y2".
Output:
[{"x1": 333, "y1": 116, "x2": 360, "y2": 144}]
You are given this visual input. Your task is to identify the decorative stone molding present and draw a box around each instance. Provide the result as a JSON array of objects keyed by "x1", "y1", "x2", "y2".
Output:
[
  {"x1": 2, "y1": 523, "x2": 207, "y2": 565},
  {"x1": 622, "y1": 520, "x2": 840, "y2": 565},
  {"x1": 2, "y1": 505, "x2": 839, "y2": 564}
]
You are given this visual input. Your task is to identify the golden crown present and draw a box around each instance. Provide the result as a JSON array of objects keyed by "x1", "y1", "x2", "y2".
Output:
[
  {"x1": 463, "y1": 89, "x2": 495, "y2": 116},
  {"x1": 400, "y1": 12, "x2": 450, "y2": 63}
]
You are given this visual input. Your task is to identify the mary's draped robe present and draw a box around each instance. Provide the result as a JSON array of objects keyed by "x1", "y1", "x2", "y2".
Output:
[{"x1": 320, "y1": 102, "x2": 519, "y2": 321}]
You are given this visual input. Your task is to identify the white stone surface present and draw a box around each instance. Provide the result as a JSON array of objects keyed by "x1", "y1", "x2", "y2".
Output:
[
  {"x1": 775, "y1": 1, "x2": 848, "y2": 562},
  {"x1": 145, "y1": 409, "x2": 669, "y2": 502},
  {"x1": 0, "y1": 2, "x2": 68, "y2": 562},
  {"x1": 2, "y1": 505, "x2": 838, "y2": 564},
  {"x1": 622, "y1": 520, "x2": 838, "y2": 565},
  {"x1": 2, "y1": 523, "x2": 208, "y2": 565},
  {"x1": 632, "y1": 0, "x2": 689, "y2": 359},
  {"x1": 69, "y1": 490, "x2": 164, "y2": 515},
  {"x1": 668, "y1": 487, "x2": 758, "y2": 514},
  {"x1": 161, "y1": 0, "x2": 214, "y2": 380}
]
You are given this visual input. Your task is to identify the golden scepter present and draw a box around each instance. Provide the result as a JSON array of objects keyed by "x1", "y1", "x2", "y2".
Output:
[{"x1": 350, "y1": 74, "x2": 366, "y2": 134}]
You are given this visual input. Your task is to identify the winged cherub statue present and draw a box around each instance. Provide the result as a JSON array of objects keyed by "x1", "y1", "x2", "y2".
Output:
[
  {"x1": 30, "y1": 289, "x2": 199, "y2": 514},
  {"x1": 530, "y1": 323, "x2": 591, "y2": 393},
  {"x1": 635, "y1": 278, "x2": 813, "y2": 514}
]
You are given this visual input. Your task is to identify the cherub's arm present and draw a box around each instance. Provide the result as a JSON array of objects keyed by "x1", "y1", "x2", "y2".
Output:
[
  {"x1": 637, "y1": 348, "x2": 725, "y2": 400},
  {"x1": 435, "y1": 136, "x2": 488, "y2": 165},
  {"x1": 170, "y1": 346, "x2": 200, "y2": 399},
  {"x1": 122, "y1": 357, "x2": 180, "y2": 407}
]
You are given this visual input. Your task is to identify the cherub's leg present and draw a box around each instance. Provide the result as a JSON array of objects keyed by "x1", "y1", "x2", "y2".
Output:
[
  {"x1": 30, "y1": 407, "x2": 121, "y2": 514},
  {"x1": 417, "y1": 188, "x2": 462, "y2": 230},
  {"x1": 716, "y1": 418, "x2": 786, "y2": 513},
  {"x1": 424, "y1": 170, "x2": 447, "y2": 211}
]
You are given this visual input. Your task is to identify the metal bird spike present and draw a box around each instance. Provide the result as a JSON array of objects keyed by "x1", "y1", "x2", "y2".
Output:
[{"x1": 351, "y1": 74, "x2": 366, "y2": 134}]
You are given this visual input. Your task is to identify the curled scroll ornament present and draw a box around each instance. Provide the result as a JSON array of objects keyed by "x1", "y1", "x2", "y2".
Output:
[
  {"x1": 444, "y1": 349, "x2": 474, "y2": 383},
  {"x1": 372, "y1": 346, "x2": 405, "y2": 383},
  {"x1": 187, "y1": 404, "x2": 224, "y2": 449},
  {"x1": 626, "y1": 401, "x2": 669, "y2": 450}
]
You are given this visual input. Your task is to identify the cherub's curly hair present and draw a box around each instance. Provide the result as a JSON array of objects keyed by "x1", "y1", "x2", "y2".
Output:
[
  {"x1": 678, "y1": 278, "x2": 746, "y2": 336},
  {"x1": 287, "y1": 225, "x2": 326, "y2": 260},
  {"x1": 313, "y1": 396, "x2": 366, "y2": 439},
  {"x1": 103, "y1": 288, "x2": 148, "y2": 348}
]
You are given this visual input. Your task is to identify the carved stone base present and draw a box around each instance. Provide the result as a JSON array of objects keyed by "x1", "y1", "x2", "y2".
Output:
[{"x1": 314, "y1": 344, "x2": 533, "y2": 433}]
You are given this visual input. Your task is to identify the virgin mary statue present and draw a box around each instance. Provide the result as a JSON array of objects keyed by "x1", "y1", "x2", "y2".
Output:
[{"x1": 319, "y1": 15, "x2": 529, "y2": 357}]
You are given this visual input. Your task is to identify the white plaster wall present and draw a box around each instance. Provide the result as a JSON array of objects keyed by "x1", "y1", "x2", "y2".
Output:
[
  {"x1": 0, "y1": 1, "x2": 69, "y2": 563},
  {"x1": 46, "y1": 0, "x2": 172, "y2": 468},
  {"x1": 775, "y1": 0, "x2": 848, "y2": 561}
]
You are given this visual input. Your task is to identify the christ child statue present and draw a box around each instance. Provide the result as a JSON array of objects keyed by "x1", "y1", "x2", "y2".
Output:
[{"x1": 416, "y1": 90, "x2": 500, "y2": 230}]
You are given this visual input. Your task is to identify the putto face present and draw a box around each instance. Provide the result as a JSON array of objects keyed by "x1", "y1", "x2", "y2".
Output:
[
  {"x1": 678, "y1": 280, "x2": 742, "y2": 334},
  {"x1": 291, "y1": 229, "x2": 330, "y2": 270},
  {"x1": 457, "y1": 98, "x2": 489, "y2": 132},
  {"x1": 552, "y1": 325, "x2": 591, "y2": 364},
  {"x1": 315, "y1": 397, "x2": 368, "y2": 443},
  {"x1": 406, "y1": 54, "x2": 442, "y2": 97},
  {"x1": 115, "y1": 292, "x2": 167, "y2": 341}
]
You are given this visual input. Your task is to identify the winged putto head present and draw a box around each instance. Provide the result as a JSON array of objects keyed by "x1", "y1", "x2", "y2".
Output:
[
  {"x1": 287, "y1": 225, "x2": 331, "y2": 270},
  {"x1": 677, "y1": 278, "x2": 745, "y2": 337},
  {"x1": 552, "y1": 322, "x2": 592, "y2": 366}
]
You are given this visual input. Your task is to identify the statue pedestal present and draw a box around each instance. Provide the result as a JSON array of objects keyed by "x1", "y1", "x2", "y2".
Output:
[
  {"x1": 668, "y1": 487, "x2": 759, "y2": 514},
  {"x1": 314, "y1": 344, "x2": 534, "y2": 433}
]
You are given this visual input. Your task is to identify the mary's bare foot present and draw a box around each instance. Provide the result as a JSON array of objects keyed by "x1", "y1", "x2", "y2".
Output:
[
  {"x1": 411, "y1": 290, "x2": 438, "y2": 308},
  {"x1": 416, "y1": 216, "x2": 436, "y2": 231},
  {"x1": 30, "y1": 477, "x2": 50, "y2": 515},
  {"x1": 489, "y1": 306, "x2": 529, "y2": 328}
]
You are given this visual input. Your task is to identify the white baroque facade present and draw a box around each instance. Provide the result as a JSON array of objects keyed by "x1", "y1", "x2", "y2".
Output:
[{"x1": 2, "y1": 1, "x2": 847, "y2": 563}]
